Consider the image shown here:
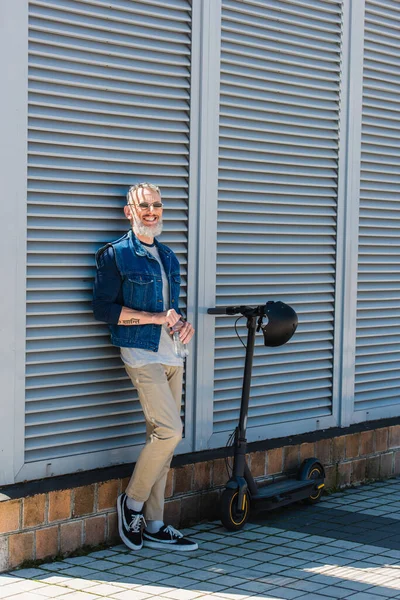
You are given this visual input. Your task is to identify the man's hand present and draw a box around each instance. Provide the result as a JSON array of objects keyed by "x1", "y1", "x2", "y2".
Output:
[
  {"x1": 173, "y1": 319, "x2": 195, "y2": 344},
  {"x1": 152, "y1": 309, "x2": 181, "y2": 328}
]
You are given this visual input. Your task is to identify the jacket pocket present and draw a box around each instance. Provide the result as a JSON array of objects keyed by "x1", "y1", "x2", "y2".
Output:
[{"x1": 123, "y1": 273, "x2": 154, "y2": 308}]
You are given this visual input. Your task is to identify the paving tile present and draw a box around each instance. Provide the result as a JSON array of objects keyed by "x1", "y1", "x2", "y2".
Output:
[
  {"x1": 265, "y1": 547, "x2": 299, "y2": 557},
  {"x1": 79, "y1": 583, "x2": 127, "y2": 596},
  {"x1": 161, "y1": 589, "x2": 204, "y2": 600},
  {"x1": 190, "y1": 523, "x2": 219, "y2": 531},
  {"x1": 63, "y1": 558, "x2": 93, "y2": 567},
  {"x1": 218, "y1": 547, "x2": 255, "y2": 557},
  {"x1": 313, "y1": 556, "x2": 353, "y2": 567},
  {"x1": 186, "y1": 582, "x2": 227, "y2": 594},
  {"x1": 183, "y1": 569, "x2": 220, "y2": 582},
  {"x1": 240, "y1": 542, "x2": 274, "y2": 551},
  {"x1": 31, "y1": 586, "x2": 71, "y2": 598},
  {"x1": 207, "y1": 575, "x2": 249, "y2": 588},
  {"x1": 106, "y1": 565, "x2": 144, "y2": 577},
  {"x1": 195, "y1": 542, "x2": 228, "y2": 552},
  {"x1": 277, "y1": 531, "x2": 309, "y2": 540},
  {"x1": 252, "y1": 527, "x2": 285, "y2": 536},
  {"x1": 307, "y1": 574, "x2": 345, "y2": 586},
  {"x1": 0, "y1": 575, "x2": 23, "y2": 586},
  {"x1": 297, "y1": 595, "x2": 343, "y2": 600},
  {"x1": 133, "y1": 584, "x2": 174, "y2": 595},
  {"x1": 236, "y1": 581, "x2": 274, "y2": 594},
  {"x1": 343, "y1": 594, "x2": 386, "y2": 600},
  {"x1": 213, "y1": 588, "x2": 254, "y2": 600},
  {"x1": 38, "y1": 565, "x2": 71, "y2": 574},
  {"x1": 57, "y1": 568, "x2": 94, "y2": 579},
  {"x1": 335, "y1": 581, "x2": 373, "y2": 592},
  {"x1": 366, "y1": 555, "x2": 399, "y2": 566},
  {"x1": 106, "y1": 554, "x2": 143, "y2": 565},
  {"x1": 178, "y1": 559, "x2": 211, "y2": 570},
  {"x1": 270, "y1": 556, "x2": 308, "y2": 568},
  {"x1": 80, "y1": 559, "x2": 119, "y2": 571},
  {"x1": 109, "y1": 591, "x2": 151, "y2": 600},
  {"x1": 9, "y1": 569, "x2": 48, "y2": 579},
  {"x1": 250, "y1": 563, "x2": 287, "y2": 575},
  {"x1": 287, "y1": 580, "x2": 326, "y2": 593},
  {"x1": 132, "y1": 571, "x2": 169, "y2": 584},
  {"x1": 1, "y1": 594, "x2": 48, "y2": 600},
  {"x1": 382, "y1": 550, "x2": 400, "y2": 559},
  {"x1": 86, "y1": 549, "x2": 117, "y2": 559},
  {"x1": 206, "y1": 564, "x2": 239, "y2": 576},
  {"x1": 367, "y1": 586, "x2": 400, "y2": 597},
  {"x1": 197, "y1": 552, "x2": 234, "y2": 564},
  {"x1": 230, "y1": 569, "x2": 268, "y2": 581},
  {"x1": 153, "y1": 564, "x2": 192, "y2": 577},
  {"x1": 276, "y1": 568, "x2": 315, "y2": 580},
  {"x1": 309, "y1": 585, "x2": 350, "y2": 599},
  {"x1": 253, "y1": 575, "x2": 299, "y2": 587},
  {"x1": 224, "y1": 557, "x2": 263, "y2": 569},
  {"x1": 193, "y1": 533, "x2": 221, "y2": 542},
  {"x1": 57, "y1": 593, "x2": 102, "y2": 600},
  {"x1": 265, "y1": 587, "x2": 306, "y2": 599},
  {"x1": 285, "y1": 540, "x2": 319, "y2": 551},
  {"x1": 154, "y1": 554, "x2": 193, "y2": 564},
  {"x1": 35, "y1": 576, "x2": 69, "y2": 586},
  {"x1": 161, "y1": 576, "x2": 202, "y2": 589},
  {"x1": 56, "y1": 578, "x2": 98, "y2": 591}
]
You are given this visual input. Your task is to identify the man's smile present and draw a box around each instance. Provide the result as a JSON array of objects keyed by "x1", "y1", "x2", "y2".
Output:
[{"x1": 142, "y1": 215, "x2": 158, "y2": 224}]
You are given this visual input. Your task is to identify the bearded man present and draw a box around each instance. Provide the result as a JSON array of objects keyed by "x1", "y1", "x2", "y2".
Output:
[{"x1": 93, "y1": 182, "x2": 197, "y2": 552}]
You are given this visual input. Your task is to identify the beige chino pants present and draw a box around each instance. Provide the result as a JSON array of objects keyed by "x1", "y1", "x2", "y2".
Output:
[{"x1": 124, "y1": 363, "x2": 183, "y2": 521}]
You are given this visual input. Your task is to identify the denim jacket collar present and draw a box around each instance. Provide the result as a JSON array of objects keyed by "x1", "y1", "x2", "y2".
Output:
[{"x1": 128, "y1": 229, "x2": 172, "y2": 258}]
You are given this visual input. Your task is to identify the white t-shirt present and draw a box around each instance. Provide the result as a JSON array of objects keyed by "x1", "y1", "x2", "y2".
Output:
[{"x1": 120, "y1": 243, "x2": 183, "y2": 368}]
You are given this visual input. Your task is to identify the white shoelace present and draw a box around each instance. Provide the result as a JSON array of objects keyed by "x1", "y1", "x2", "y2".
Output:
[
  {"x1": 164, "y1": 524, "x2": 183, "y2": 538},
  {"x1": 129, "y1": 513, "x2": 146, "y2": 533}
]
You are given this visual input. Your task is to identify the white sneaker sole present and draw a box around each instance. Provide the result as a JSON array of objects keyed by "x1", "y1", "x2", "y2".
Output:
[
  {"x1": 143, "y1": 538, "x2": 198, "y2": 552},
  {"x1": 117, "y1": 494, "x2": 143, "y2": 551}
]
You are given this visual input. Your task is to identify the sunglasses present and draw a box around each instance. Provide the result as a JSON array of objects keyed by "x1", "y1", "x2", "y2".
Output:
[{"x1": 128, "y1": 201, "x2": 163, "y2": 210}]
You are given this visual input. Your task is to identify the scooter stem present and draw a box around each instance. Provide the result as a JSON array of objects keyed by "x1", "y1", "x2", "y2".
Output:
[{"x1": 238, "y1": 315, "x2": 258, "y2": 439}]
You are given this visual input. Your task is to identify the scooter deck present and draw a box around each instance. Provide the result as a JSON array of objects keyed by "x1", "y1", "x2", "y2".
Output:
[{"x1": 255, "y1": 478, "x2": 320, "y2": 499}]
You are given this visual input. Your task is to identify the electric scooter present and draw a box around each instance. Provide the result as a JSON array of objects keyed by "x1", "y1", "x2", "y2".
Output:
[{"x1": 207, "y1": 301, "x2": 325, "y2": 531}]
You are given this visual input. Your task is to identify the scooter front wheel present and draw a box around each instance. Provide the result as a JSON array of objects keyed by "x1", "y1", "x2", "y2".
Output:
[{"x1": 220, "y1": 488, "x2": 250, "y2": 531}]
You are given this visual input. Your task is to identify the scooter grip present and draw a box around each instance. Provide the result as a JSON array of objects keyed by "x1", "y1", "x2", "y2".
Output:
[{"x1": 207, "y1": 307, "x2": 228, "y2": 314}]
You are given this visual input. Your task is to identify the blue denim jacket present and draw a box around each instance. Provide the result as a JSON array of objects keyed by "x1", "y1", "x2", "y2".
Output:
[{"x1": 93, "y1": 230, "x2": 181, "y2": 351}]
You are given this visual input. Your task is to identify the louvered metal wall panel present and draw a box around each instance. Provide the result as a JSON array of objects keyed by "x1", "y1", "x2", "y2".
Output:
[
  {"x1": 355, "y1": 0, "x2": 400, "y2": 414},
  {"x1": 26, "y1": 0, "x2": 191, "y2": 462},
  {"x1": 214, "y1": 0, "x2": 342, "y2": 435}
]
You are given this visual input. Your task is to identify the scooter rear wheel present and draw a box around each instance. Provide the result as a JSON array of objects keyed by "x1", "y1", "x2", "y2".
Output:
[
  {"x1": 302, "y1": 462, "x2": 324, "y2": 505},
  {"x1": 220, "y1": 488, "x2": 250, "y2": 531}
]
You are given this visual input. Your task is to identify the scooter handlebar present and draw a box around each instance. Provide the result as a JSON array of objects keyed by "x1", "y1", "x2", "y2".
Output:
[
  {"x1": 207, "y1": 306, "x2": 249, "y2": 315},
  {"x1": 207, "y1": 307, "x2": 230, "y2": 315}
]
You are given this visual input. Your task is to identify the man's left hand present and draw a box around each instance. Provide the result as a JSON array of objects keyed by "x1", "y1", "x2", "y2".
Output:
[{"x1": 178, "y1": 320, "x2": 195, "y2": 344}]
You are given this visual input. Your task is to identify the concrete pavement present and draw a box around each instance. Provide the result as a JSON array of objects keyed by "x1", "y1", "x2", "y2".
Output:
[{"x1": 1, "y1": 477, "x2": 400, "y2": 600}]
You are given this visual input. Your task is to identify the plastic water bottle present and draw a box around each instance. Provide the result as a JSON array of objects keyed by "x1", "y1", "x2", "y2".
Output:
[{"x1": 172, "y1": 325, "x2": 189, "y2": 359}]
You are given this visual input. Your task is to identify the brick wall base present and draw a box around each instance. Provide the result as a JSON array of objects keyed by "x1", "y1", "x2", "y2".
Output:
[{"x1": 1, "y1": 424, "x2": 400, "y2": 572}]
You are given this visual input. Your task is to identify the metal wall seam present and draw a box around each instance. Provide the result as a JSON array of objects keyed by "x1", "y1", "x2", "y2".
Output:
[
  {"x1": 334, "y1": 0, "x2": 365, "y2": 428},
  {"x1": 0, "y1": 0, "x2": 29, "y2": 487},
  {"x1": 191, "y1": 0, "x2": 222, "y2": 452}
]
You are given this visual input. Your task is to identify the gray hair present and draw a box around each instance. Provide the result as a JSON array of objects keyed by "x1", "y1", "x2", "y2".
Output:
[{"x1": 126, "y1": 182, "x2": 161, "y2": 204}]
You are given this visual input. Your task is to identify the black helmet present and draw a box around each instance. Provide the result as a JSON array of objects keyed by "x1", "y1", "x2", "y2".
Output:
[{"x1": 261, "y1": 301, "x2": 298, "y2": 347}]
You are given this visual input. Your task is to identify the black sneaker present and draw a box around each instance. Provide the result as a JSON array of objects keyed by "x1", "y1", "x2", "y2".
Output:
[
  {"x1": 143, "y1": 524, "x2": 198, "y2": 551},
  {"x1": 117, "y1": 493, "x2": 146, "y2": 551}
]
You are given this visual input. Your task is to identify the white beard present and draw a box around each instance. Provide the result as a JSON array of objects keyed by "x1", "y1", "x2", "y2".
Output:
[{"x1": 132, "y1": 214, "x2": 163, "y2": 238}]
